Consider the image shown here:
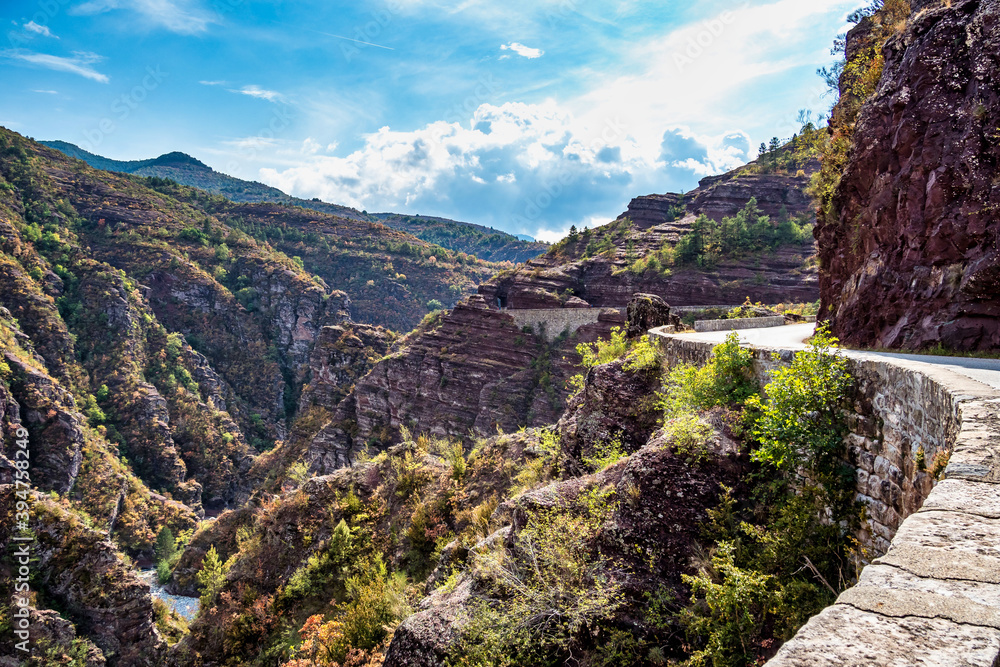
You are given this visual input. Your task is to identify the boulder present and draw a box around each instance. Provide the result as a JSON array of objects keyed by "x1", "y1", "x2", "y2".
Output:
[{"x1": 625, "y1": 293, "x2": 679, "y2": 338}]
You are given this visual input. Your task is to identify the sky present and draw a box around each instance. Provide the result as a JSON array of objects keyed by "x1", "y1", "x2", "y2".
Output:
[{"x1": 0, "y1": 0, "x2": 853, "y2": 241}]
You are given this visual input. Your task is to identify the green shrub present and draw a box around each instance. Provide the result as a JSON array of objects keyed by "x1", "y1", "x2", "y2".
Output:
[
  {"x1": 679, "y1": 542, "x2": 776, "y2": 667},
  {"x1": 660, "y1": 413, "x2": 713, "y2": 464},
  {"x1": 281, "y1": 519, "x2": 354, "y2": 603},
  {"x1": 196, "y1": 545, "x2": 231, "y2": 608},
  {"x1": 747, "y1": 325, "x2": 851, "y2": 477},
  {"x1": 582, "y1": 433, "x2": 627, "y2": 472},
  {"x1": 320, "y1": 555, "x2": 411, "y2": 664},
  {"x1": 660, "y1": 332, "x2": 757, "y2": 418}
]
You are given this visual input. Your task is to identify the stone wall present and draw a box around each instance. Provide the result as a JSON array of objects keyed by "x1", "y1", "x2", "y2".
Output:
[
  {"x1": 693, "y1": 316, "x2": 785, "y2": 333},
  {"x1": 649, "y1": 329, "x2": 1000, "y2": 665},
  {"x1": 505, "y1": 308, "x2": 623, "y2": 342}
]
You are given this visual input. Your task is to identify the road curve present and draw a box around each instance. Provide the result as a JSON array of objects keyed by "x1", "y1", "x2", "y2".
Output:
[{"x1": 666, "y1": 322, "x2": 1000, "y2": 392}]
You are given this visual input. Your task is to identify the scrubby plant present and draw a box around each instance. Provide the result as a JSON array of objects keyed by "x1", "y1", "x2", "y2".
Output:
[
  {"x1": 453, "y1": 488, "x2": 623, "y2": 665},
  {"x1": 747, "y1": 325, "x2": 852, "y2": 480},
  {"x1": 196, "y1": 545, "x2": 231, "y2": 608},
  {"x1": 582, "y1": 432, "x2": 628, "y2": 472}
]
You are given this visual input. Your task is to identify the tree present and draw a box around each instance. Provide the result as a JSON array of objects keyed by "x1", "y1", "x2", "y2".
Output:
[
  {"x1": 568, "y1": 225, "x2": 579, "y2": 241},
  {"x1": 197, "y1": 545, "x2": 231, "y2": 608},
  {"x1": 155, "y1": 527, "x2": 177, "y2": 563},
  {"x1": 758, "y1": 142, "x2": 767, "y2": 158},
  {"x1": 155, "y1": 527, "x2": 178, "y2": 584}
]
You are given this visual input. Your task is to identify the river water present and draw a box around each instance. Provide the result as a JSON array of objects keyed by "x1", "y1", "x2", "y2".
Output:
[{"x1": 139, "y1": 570, "x2": 200, "y2": 622}]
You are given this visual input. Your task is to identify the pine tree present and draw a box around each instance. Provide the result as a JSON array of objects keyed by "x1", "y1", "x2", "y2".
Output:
[
  {"x1": 568, "y1": 225, "x2": 579, "y2": 241},
  {"x1": 197, "y1": 545, "x2": 230, "y2": 607},
  {"x1": 155, "y1": 527, "x2": 176, "y2": 563}
]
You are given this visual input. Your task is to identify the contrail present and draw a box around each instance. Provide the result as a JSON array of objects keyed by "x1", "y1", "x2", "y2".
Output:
[{"x1": 289, "y1": 24, "x2": 395, "y2": 51}]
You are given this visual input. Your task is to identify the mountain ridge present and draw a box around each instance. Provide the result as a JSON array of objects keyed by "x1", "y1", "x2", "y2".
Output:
[{"x1": 40, "y1": 140, "x2": 550, "y2": 263}]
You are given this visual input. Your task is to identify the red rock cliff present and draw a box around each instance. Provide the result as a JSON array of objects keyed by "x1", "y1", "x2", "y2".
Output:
[{"x1": 819, "y1": 0, "x2": 1000, "y2": 350}]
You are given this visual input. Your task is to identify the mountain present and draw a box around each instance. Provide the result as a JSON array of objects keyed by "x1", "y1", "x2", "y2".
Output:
[
  {"x1": 479, "y1": 136, "x2": 825, "y2": 311},
  {"x1": 40, "y1": 141, "x2": 549, "y2": 264}
]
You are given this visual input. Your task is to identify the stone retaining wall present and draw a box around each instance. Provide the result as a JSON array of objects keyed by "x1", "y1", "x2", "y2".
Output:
[
  {"x1": 693, "y1": 316, "x2": 786, "y2": 332},
  {"x1": 505, "y1": 308, "x2": 623, "y2": 342},
  {"x1": 649, "y1": 329, "x2": 1000, "y2": 665}
]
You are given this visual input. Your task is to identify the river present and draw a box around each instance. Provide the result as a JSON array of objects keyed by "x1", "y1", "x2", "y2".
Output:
[{"x1": 139, "y1": 570, "x2": 200, "y2": 622}]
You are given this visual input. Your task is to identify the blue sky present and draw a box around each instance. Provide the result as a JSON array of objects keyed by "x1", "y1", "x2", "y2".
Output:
[{"x1": 0, "y1": 0, "x2": 854, "y2": 241}]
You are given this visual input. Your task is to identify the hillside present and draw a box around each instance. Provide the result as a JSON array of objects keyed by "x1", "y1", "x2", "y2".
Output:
[
  {"x1": 479, "y1": 130, "x2": 825, "y2": 311},
  {"x1": 41, "y1": 141, "x2": 549, "y2": 263}
]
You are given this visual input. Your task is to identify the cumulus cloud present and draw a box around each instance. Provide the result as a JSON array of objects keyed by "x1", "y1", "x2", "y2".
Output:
[
  {"x1": 500, "y1": 42, "x2": 544, "y2": 59},
  {"x1": 259, "y1": 101, "x2": 740, "y2": 239},
  {"x1": 3, "y1": 50, "x2": 109, "y2": 83}
]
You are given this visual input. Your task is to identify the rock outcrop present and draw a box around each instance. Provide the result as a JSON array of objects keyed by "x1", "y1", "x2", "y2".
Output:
[
  {"x1": 480, "y1": 167, "x2": 819, "y2": 312},
  {"x1": 819, "y1": 0, "x2": 1000, "y2": 350},
  {"x1": 306, "y1": 295, "x2": 619, "y2": 472},
  {"x1": 625, "y1": 293, "x2": 679, "y2": 338},
  {"x1": 0, "y1": 492, "x2": 168, "y2": 666}
]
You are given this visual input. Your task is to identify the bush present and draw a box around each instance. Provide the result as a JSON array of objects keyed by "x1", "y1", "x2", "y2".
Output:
[
  {"x1": 455, "y1": 491, "x2": 622, "y2": 665},
  {"x1": 660, "y1": 413, "x2": 713, "y2": 464},
  {"x1": 196, "y1": 545, "x2": 231, "y2": 608},
  {"x1": 582, "y1": 433, "x2": 627, "y2": 472},
  {"x1": 660, "y1": 332, "x2": 757, "y2": 418},
  {"x1": 679, "y1": 543, "x2": 776, "y2": 667},
  {"x1": 747, "y1": 325, "x2": 852, "y2": 477}
]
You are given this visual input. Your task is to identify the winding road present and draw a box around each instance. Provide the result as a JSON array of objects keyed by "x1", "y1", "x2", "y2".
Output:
[{"x1": 670, "y1": 322, "x2": 1000, "y2": 392}]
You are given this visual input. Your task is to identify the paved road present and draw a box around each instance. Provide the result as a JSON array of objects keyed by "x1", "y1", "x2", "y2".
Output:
[{"x1": 670, "y1": 322, "x2": 1000, "y2": 392}]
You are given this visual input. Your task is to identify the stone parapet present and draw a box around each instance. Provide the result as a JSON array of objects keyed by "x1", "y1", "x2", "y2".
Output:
[{"x1": 693, "y1": 316, "x2": 785, "y2": 332}]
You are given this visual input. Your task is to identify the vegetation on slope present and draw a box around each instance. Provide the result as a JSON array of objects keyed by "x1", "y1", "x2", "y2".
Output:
[
  {"x1": 41, "y1": 141, "x2": 549, "y2": 264},
  {"x1": 178, "y1": 326, "x2": 861, "y2": 666},
  {"x1": 810, "y1": 0, "x2": 912, "y2": 238}
]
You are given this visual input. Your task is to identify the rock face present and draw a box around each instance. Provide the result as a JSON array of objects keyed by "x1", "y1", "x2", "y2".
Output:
[
  {"x1": 819, "y1": 0, "x2": 1000, "y2": 350},
  {"x1": 556, "y1": 356, "x2": 664, "y2": 474},
  {"x1": 480, "y1": 168, "x2": 819, "y2": 312},
  {"x1": 688, "y1": 171, "x2": 816, "y2": 222},
  {"x1": 481, "y1": 246, "x2": 817, "y2": 311},
  {"x1": 306, "y1": 296, "x2": 617, "y2": 472},
  {"x1": 620, "y1": 193, "x2": 686, "y2": 230},
  {"x1": 0, "y1": 492, "x2": 167, "y2": 666},
  {"x1": 625, "y1": 293, "x2": 679, "y2": 338},
  {"x1": 301, "y1": 323, "x2": 397, "y2": 411}
]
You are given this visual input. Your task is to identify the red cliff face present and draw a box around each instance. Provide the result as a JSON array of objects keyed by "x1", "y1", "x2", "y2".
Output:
[
  {"x1": 479, "y1": 169, "x2": 820, "y2": 311},
  {"x1": 305, "y1": 296, "x2": 623, "y2": 473},
  {"x1": 820, "y1": 0, "x2": 1000, "y2": 350}
]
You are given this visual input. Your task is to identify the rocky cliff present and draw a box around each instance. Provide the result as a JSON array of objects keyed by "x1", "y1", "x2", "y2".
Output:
[
  {"x1": 305, "y1": 295, "x2": 624, "y2": 473},
  {"x1": 479, "y1": 164, "x2": 820, "y2": 311},
  {"x1": 818, "y1": 0, "x2": 1000, "y2": 350},
  {"x1": 0, "y1": 127, "x2": 458, "y2": 664}
]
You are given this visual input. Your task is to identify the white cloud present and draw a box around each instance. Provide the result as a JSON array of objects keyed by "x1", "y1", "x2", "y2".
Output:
[
  {"x1": 199, "y1": 79, "x2": 226, "y2": 86},
  {"x1": 500, "y1": 42, "x2": 544, "y2": 59},
  {"x1": 570, "y1": 0, "x2": 855, "y2": 155},
  {"x1": 3, "y1": 50, "x2": 109, "y2": 83},
  {"x1": 24, "y1": 21, "x2": 58, "y2": 38},
  {"x1": 229, "y1": 84, "x2": 285, "y2": 102},
  {"x1": 71, "y1": 0, "x2": 215, "y2": 35},
  {"x1": 33, "y1": 89, "x2": 59, "y2": 94},
  {"x1": 259, "y1": 101, "x2": 743, "y2": 238},
  {"x1": 301, "y1": 137, "x2": 322, "y2": 155}
]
